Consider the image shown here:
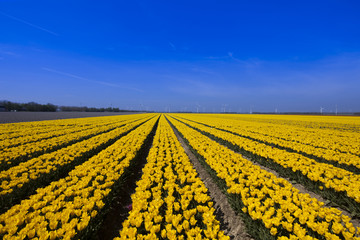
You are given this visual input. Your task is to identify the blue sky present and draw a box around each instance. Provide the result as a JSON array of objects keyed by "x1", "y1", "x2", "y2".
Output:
[{"x1": 1, "y1": 0, "x2": 360, "y2": 112}]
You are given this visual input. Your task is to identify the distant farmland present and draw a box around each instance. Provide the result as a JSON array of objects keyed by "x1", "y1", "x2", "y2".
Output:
[
  {"x1": 0, "y1": 111, "x2": 139, "y2": 123},
  {"x1": 0, "y1": 113, "x2": 359, "y2": 239}
]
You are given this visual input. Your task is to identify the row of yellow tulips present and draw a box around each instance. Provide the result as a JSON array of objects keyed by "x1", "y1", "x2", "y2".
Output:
[
  {"x1": 173, "y1": 115, "x2": 360, "y2": 212},
  {"x1": 176, "y1": 114, "x2": 360, "y2": 167},
  {"x1": 211, "y1": 114, "x2": 360, "y2": 133},
  {"x1": 116, "y1": 116, "x2": 228, "y2": 240},
  {"x1": 0, "y1": 115, "x2": 148, "y2": 170},
  {"x1": 0, "y1": 115, "x2": 155, "y2": 211},
  {"x1": 0, "y1": 115, "x2": 159, "y2": 239},
  {"x1": 0, "y1": 116, "x2": 130, "y2": 150},
  {"x1": 168, "y1": 115, "x2": 359, "y2": 240},
  {"x1": 0, "y1": 115, "x2": 128, "y2": 139}
]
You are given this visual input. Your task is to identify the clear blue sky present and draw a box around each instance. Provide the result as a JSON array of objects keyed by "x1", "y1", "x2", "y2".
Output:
[{"x1": 1, "y1": 0, "x2": 360, "y2": 112}]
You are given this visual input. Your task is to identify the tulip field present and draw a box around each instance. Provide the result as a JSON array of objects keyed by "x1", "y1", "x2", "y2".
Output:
[{"x1": 0, "y1": 113, "x2": 360, "y2": 240}]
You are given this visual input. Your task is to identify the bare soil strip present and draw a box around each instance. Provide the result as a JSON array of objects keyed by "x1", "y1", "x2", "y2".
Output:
[
  {"x1": 169, "y1": 120, "x2": 254, "y2": 240},
  {"x1": 0, "y1": 111, "x2": 140, "y2": 123}
]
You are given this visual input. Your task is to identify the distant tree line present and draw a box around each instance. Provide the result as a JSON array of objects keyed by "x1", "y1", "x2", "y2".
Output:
[
  {"x1": 0, "y1": 101, "x2": 57, "y2": 112},
  {"x1": 59, "y1": 106, "x2": 135, "y2": 112},
  {"x1": 0, "y1": 100, "x2": 138, "y2": 112}
]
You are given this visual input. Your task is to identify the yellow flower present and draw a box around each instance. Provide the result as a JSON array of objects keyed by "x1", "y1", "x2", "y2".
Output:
[
  {"x1": 49, "y1": 231, "x2": 57, "y2": 240},
  {"x1": 91, "y1": 210, "x2": 98, "y2": 218},
  {"x1": 77, "y1": 221, "x2": 88, "y2": 232},
  {"x1": 270, "y1": 227, "x2": 277, "y2": 236},
  {"x1": 161, "y1": 229, "x2": 167, "y2": 238},
  {"x1": 174, "y1": 202, "x2": 180, "y2": 212},
  {"x1": 190, "y1": 216, "x2": 197, "y2": 226},
  {"x1": 27, "y1": 228, "x2": 36, "y2": 238},
  {"x1": 150, "y1": 224, "x2": 161, "y2": 233}
]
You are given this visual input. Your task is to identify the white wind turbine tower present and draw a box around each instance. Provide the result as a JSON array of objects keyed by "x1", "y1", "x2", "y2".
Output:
[
  {"x1": 196, "y1": 104, "x2": 201, "y2": 113},
  {"x1": 335, "y1": 104, "x2": 338, "y2": 115},
  {"x1": 223, "y1": 104, "x2": 228, "y2": 113},
  {"x1": 320, "y1": 107, "x2": 325, "y2": 114}
]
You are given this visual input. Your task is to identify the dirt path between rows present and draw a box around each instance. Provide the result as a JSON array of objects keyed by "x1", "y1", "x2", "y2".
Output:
[{"x1": 170, "y1": 123, "x2": 255, "y2": 240}]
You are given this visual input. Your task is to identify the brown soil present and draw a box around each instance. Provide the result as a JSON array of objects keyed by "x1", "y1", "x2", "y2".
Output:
[
  {"x1": 170, "y1": 123, "x2": 255, "y2": 240},
  {"x1": 0, "y1": 111, "x2": 141, "y2": 123}
]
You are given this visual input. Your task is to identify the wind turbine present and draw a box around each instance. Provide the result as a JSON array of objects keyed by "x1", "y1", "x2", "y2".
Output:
[
  {"x1": 335, "y1": 104, "x2": 338, "y2": 115},
  {"x1": 223, "y1": 104, "x2": 228, "y2": 113},
  {"x1": 196, "y1": 104, "x2": 201, "y2": 113},
  {"x1": 320, "y1": 107, "x2": 324, "y2": 114}
]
